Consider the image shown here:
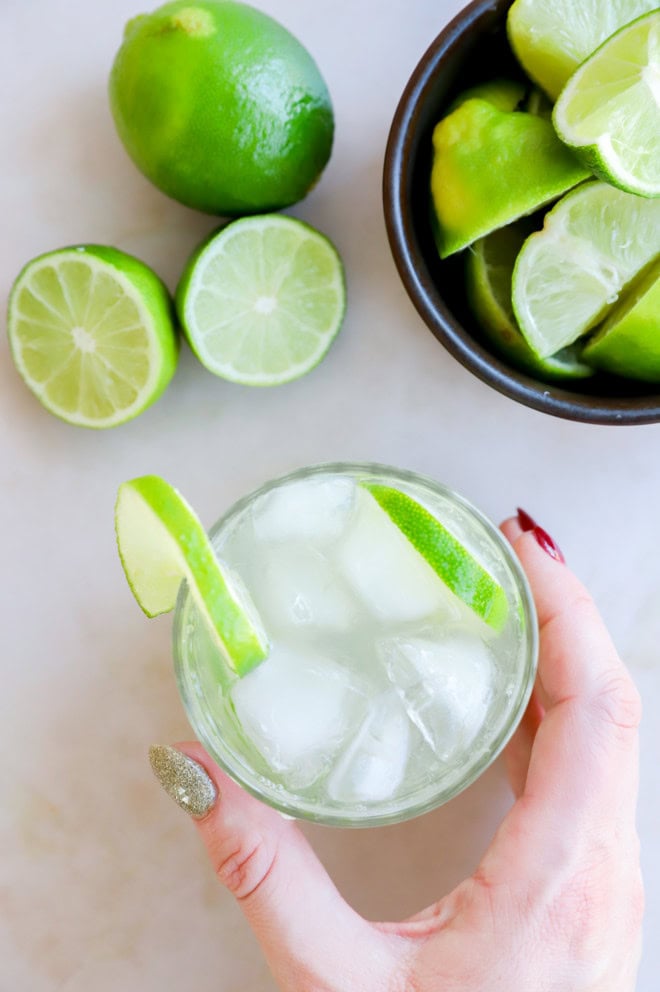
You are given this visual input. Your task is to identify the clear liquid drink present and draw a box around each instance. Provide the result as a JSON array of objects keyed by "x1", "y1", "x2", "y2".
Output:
[{"x1": 173, "y1": 464, "x2": 538, "y2": 826}]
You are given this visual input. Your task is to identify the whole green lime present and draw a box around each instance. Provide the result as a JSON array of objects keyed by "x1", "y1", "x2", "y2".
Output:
[{"x1": 108, "y1": 1, "x2": 334, "y2": 215}]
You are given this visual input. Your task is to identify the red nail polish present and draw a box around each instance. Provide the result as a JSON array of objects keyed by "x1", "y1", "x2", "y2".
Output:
[
  {"x1": 517, "y1": 507, "x2": 538, "y2": 532},
  {"x1": 532, "y1": 526, "x2": 565, "y2": 563}
]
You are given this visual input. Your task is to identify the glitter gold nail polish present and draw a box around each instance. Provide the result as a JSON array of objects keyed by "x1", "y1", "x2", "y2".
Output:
[{"x1": 149, "y1": 745, "x2": 218, "y2": 818}]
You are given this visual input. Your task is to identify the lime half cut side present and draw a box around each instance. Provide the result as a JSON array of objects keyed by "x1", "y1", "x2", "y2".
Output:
[
  {"x1": 7, "y1": 245, "x2": 178, "y2": 428},
  {"x1": 507, "y1": 0, "x2": 658, "y2": 100},
  {"x1": 115, "y1": 476, "x2": 269, "y2": 675},
  {"x1": 466, "y1": 225, "x2": 594, "y2": 382},
  {"x1": 512, "y1": 182, "x2": 660, "y2": 357},
  {"x1": 362, "y1": 483, "x2": 508, "y2": 631},
  {"x1": 176, "y1": 215, "x2": 346, "y2": 386},
  {"x1": 554, "y1": 11, "x2": 660, "y2": 198}
]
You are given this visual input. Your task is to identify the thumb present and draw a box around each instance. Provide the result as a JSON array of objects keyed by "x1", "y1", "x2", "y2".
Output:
[{"x1": 149, "y1": 743, "x2": 399, "y2": 991}]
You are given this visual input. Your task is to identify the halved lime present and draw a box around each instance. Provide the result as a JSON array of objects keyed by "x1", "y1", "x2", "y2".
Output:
[
  {"x1": 507, "y1": 0, "x2": 657, "y2": 100},
  {"x1": 583, "y1": 262, "x2": 660, "y2": 381},
  {"x1": 430, "y1": 99, "x2": 589, "y2": 258},
  {"x1": 7, "y1": 245, "x2": 178, "y2": 428},
  {"x1": 176, "y1": 215, "x2": 345, "y2": 385},
  {"x1": 115, "y1": 475, "x2": 268, "y2": 675},
  {"x1": 446, "y1": 78, "x2": 526, "y2": 114},
  {"x1": 554, "y1": 12, "x2": 660, "y2": 199},
  {"x1": 362, "y1": 483, "x2": 508, "y2": 631},
  {"x1": 512, "y1": 182, "x2": 660, "y2": 357},
  {"x1": 466, "y1": 225, "x2": 594, "y2": 381}
]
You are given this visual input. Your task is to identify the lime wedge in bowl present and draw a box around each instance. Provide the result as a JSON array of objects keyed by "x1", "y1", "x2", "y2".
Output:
[
  {"x1": 176, "y1": 214, "x2": 346, "y2": 386},
  {"x1": 115, "y1": 475, "x2": 269, "y2": 675},
  {"x1": 512, "y1": 182, "x2": 660, "y2": 357},
  {"x1": 583, "y1": 262, "x2": 660, "y2": 381},
  {"x1": 507, "y1": 0, "x2": 658, "y2": 100},
  {"x1": 466, "y1": 224, "x2": 594, "y2": 382},
  {"x1": 7, "y1": 245, "x2": 178, "y2": 428},
  {"x1": 554, "y1": 11, "x2": 660, "y2": 199},
  {"x1": 430, "y1": 98, "x2": 589, "y2": 257},
  {"x1": 362, "y1": 483, "x2": 508, "y2": 631}
]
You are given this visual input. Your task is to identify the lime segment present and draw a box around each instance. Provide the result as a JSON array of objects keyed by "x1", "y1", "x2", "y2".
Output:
[
  {"x1": 7, "y1": 245, "x2": 178, "y2": 428},
  {"x1": 447, "y1": 78, "x2": 526, "y2": 114},
  {"x1": 176, "y1": 215, "x2": 346, "y2": 385},
  {"x1": 512, "y1": 182, "x2": 660, "y2": 357},
  {"x1": 430, "y1": 99, "x2": 589, "y2": 258},
  {"x1": 583, "y1": 263, "x2": 660, "y2": 381},
  {"x1": 507, "y1": 0, "x2": 658, "y2": 99},
  {"x1": 362, "y1": 483, "x2": 508, "y2": 631},
  {"x1": 115, "y1": 475, "x2": 269, "y2": 675},
  {"x1": 553, "y1": 12, "x2": 660, "y2": 199},
  {"x1": 466, "y1": 225, "x2": 594, "y2": 381}
]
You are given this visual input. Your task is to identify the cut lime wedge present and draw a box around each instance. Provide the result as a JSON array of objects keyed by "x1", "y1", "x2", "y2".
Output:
[
  {"x1": 512, "y1": 182, "x2": 660, "y2": 357},
  {"x1": 583, "y1": 262, "x2": 660, "y2": 381},
  {"x1": 430, "y1": 99, "x2": 589, "y2": 257},
  {"x1": 176, "y1": 215, "x2": 346, "y2": 386},
  {"x1": 554, "y1": 11, "x2": 660, "y2": 199},
  {"x1": 447, "y1": 78, "x2": 526, "y2": 114},
  {"x1": 466, "y1": 225, "x2": 594, "y2": 381},
  {"x1": 7, "y1": 245, "x2": 178, "y2": 428},
  {"x1": 362, "y1": 483, "x2": 508, "y2": 631},
  {"x1": 507, "y1": 0, "x2": 657, "y2": 100},
  {"x1": 115, "y1": 476, "x2": 268, "y2": 675}
]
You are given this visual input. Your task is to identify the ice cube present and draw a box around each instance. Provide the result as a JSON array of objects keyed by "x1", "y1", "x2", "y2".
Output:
[
  {"x1": 327, "y1": 693, "x2": 410, "y2": 803},
  {"x1": 381, "y1": 629, "x2": 494, "y2": 761},
  {"x1": 247, "y1": 547, "x2": 355, "y2": 631},
  {"x1": 231, "y1": 646, "x2": 365, "y2": 789},
  {"x1": 335, "y1": 488, "x2": 459, "y2": 623},
  {"x1": 252, "y1": 477, "x2": 356, "y2": 545}
]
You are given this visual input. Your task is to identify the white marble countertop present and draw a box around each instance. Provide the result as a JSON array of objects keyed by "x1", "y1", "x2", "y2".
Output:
[{"x1": 2, "y1": 0, "x2": 658, "y2": 988}]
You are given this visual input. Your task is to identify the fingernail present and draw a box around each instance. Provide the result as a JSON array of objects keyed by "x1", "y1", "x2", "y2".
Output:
[
  {"x1": 531, "y1": 525, "x2": 565, "y2": 563},
  {"x1": 516, "y1": 507, "x2": 538, "y2": 532},
  {"x1": 149, "y1": 745, "x2": 218, "y2": 819}
]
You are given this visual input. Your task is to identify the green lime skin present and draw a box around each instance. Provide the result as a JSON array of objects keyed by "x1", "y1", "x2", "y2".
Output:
[{"x1": 109, "y1": 1, "x2": 334, "y2": 215}]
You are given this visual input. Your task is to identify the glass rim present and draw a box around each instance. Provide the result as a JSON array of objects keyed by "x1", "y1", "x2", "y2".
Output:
[{"x1": 173, "y1": 461, "x2": 539, "y2": 828}]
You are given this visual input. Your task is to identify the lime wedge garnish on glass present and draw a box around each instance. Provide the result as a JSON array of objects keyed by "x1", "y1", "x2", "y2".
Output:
[
  {"x1": 430, "y1": 99, "x2": 589, "y2": 258},
  {"x1": 362, "y1": 483, "x2": 508, "y2": 631},
  {"x1": 175, "y1": 214, "x2": 346, "y2": 386},
  {"x1": 7, "y1": 245, "x2": 178, "y2": 429},
  {"x1": 554, "y1": 11, "x2": 660, "y2": 199},
  {"x1": 512, "y1": 182, "x2": 660, "y2": 357},
  {"x1": 507, "y1": 0, "x2": 658, "y2": 100},
  {"x1": 466, "y1": 224, "x2": 594, "y2": 382},
  {"x1": 583, "y1": 262, "x2": 660, "y2": 381},
  {"x1": 115, "y1": 475, "x2": 269, "y2": 675}
]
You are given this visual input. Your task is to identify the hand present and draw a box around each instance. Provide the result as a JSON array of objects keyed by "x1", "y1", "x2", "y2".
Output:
[{"x1": 150, "y1": 512, "x2": 643, "y2": 991}]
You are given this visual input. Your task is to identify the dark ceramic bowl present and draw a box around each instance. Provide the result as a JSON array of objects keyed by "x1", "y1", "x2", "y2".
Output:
[{"x1": 383, "y1": 0, "x2": 660, "y2": 425}]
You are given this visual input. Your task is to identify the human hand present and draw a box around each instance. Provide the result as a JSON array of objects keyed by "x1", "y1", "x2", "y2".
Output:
[{"x1": 150, "y1": 510, "x2": 643, "y2": 991}]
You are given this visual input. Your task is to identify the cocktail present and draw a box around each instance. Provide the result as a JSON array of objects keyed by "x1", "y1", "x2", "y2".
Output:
[{"x1": 169, "y1": 463, "x2": 537, "y2": 826}]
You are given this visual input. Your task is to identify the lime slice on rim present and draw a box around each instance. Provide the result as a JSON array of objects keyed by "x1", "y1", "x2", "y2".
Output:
[
  {"x1": 430, "y1": 99, "x2": 589, "y2": 258},
  {"x1": 115, "y1": 475, "x2": 269, "y2": 675},
  {"x1": 7, "y1": 245, "x2": 178, "y2": 428},
  {"x1": 362, "y1": 483, "x2": 508, "y2": 631},
  {"x1": 583, "y1": 262, "x2": 660, "y2": 381},
  {"x1": 466, "y1": 225, "x2": 594, "y2": 381},
  {"x1": 507, "y1": 0, "x2": 657, "y2": 100},
  {"x1": 553, "y1": 12, "x2": 660, "y2": 199},
  {"x1": 176, "y1": 215, "x2": 346, "y2": 386},
  {"x1": 512, "y1": 182, "x2": 660, "y2": 358}
]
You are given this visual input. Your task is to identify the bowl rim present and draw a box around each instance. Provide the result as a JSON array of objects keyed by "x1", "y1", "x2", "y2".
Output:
[{"x1": 382, "y1": 0, "x2": 660, "y2": 426}]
